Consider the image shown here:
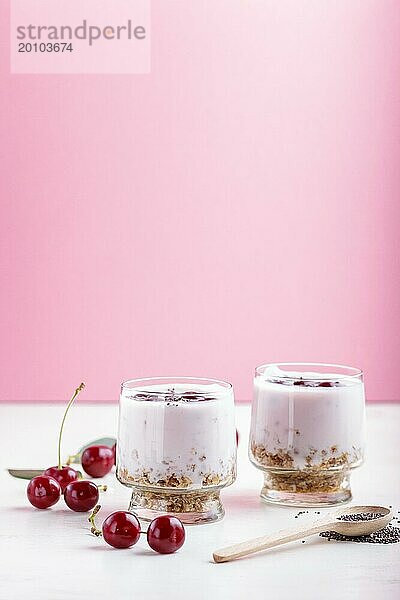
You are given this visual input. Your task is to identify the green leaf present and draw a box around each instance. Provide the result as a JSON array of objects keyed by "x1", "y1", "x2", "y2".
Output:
[
  {"x1": 8, "y1": 469, "x2": 45, "y2": 480},
  {"x1": 77, "y1": 436, "x2": 116, "y2": 454}
]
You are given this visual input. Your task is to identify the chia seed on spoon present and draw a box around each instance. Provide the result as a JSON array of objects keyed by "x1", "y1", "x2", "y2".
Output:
[
  {"x1": 337, "y1": 512, "x2": 384, "y2": 521},
  {"x1": 319, "y1": 511, "x2": 400, "y2": 544}
]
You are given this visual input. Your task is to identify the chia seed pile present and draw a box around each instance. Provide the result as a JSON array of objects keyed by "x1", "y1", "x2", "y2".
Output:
[
  {"x1": 294, "y1": 508, "x2": 400, "y2": 545},
  {"x1": 321, "y1": 510, "x2": 400, "y2": 544},
  {"x1": 320, "y1": 527, "x2": 400, "y2": 544}
]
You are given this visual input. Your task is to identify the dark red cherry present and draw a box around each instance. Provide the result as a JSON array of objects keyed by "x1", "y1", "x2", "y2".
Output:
[
  {"x1": 81, "y1": 445, "x2": 114, "y2": 478},
  {"x1": 43, "y1": 466, "x2": 79, "y2": 492},
  {"x1": 27, "y1": 475, "x2": 61, "y2": 509},
  {"x1": 147, "y1": 515, "x2": 185, "y2": 554},
  {"x1": 102, "y1": 511, "x2": 141, "y2": 548},
  {"x1": 64, "y1": 480, "x2": 99, "y2": 512}
]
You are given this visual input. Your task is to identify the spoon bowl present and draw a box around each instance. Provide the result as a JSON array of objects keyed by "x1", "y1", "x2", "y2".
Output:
[{"x1": 332, "y1": 505, "x2": 393, "y2": 536}]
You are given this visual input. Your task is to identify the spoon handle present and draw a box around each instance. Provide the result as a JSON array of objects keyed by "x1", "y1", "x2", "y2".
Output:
[{"x1": 213, "y1": 518, "x2": 335, "y2": 563}]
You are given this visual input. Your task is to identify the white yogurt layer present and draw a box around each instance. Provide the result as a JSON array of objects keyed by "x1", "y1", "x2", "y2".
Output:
[
  {"x1": 250, "y1": 369, "x2": 366, "y2": 469},
  {"x1": 118, "y1": 383, "x2": 237, "y2": 489}
]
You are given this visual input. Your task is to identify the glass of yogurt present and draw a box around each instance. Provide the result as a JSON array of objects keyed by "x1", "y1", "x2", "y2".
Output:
[
  {"x1": 249, "y1": 363, "x2": 366, "y2": 506},
  {"x1": 117, "y1": 377, "x2": 237, "y2": 524}
]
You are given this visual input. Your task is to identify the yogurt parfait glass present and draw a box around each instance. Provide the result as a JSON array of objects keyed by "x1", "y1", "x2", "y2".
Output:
[
  {"x1": 249, "y1": 363, "x2": 366, "y2": 506},
  {"x1": 117, "y1": 377, "x2": 237, "y2": 524}
]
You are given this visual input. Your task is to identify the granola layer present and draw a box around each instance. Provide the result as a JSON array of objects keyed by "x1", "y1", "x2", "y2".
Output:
[{"x1": 129, "y1": 488, "x2": 221, "y2": 514}]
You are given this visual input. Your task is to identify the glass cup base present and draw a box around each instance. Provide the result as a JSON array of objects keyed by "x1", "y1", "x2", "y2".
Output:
[
  {"x1": 128, "y1": 487, "x2": 225, "y2": 524},
  {"x1": 260, "y1": 469, "x2": 352, "y2": 507}
]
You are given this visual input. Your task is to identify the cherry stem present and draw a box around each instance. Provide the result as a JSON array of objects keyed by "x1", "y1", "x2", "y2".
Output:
[
  {"x1": 66, "y1": 453, "x2": 80, "y2": 466},
  {"x1": 57, "y1": 383, "x2": 85, "y2": 470},
  {"x1": 88, "y1": 504, "x2": 102, "y2": 537}
]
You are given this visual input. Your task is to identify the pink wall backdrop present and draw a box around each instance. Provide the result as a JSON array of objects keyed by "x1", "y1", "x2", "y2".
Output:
[{"x1": 1, "y1": 1, "x2": 399, "y2": 402}]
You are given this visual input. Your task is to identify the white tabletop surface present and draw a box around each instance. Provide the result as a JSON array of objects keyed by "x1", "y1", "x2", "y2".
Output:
[{"x1": 0, "y1": 403, "x2": 399, "y2": 600}]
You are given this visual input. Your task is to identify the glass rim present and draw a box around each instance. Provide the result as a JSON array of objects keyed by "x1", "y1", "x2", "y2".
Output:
[
  {"x1": 121, "y1": 376, "x2": 233, "y2": 397},
  {"x1": 255, "y1": 362, "x2": 363, "y2": 381}
]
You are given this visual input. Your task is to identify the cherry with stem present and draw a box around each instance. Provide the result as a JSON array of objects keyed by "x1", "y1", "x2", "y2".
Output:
[
  {"x1": 43, "y1": 383, "x2": 85, "y2": 492},
  {"x1": 57, "y1": 383, "x2": 85, "y2": 470},
  {"x1": 89, "y1": 504, "x2": 141, "y2": 547}
]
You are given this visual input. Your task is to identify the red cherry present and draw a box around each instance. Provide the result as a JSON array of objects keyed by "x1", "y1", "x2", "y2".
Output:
[
  {"x1": 43, "y1": 466, "x2": 79, "y2": 492},
  {"x1": 64, "y1": 480, "x2": 99, "y2": 512},
  {"x1": 147, "y1": 515, "x2": 185, "y2": 554},
  {"x1": 27, "y1": 475, "x2": 61, "y2": 509},
  {"x1": 81, "y1": 445, "x2": 114, "y2": 478},
  {"x1": 102, "y1": 511, "x2": 141, "y2": 548}
]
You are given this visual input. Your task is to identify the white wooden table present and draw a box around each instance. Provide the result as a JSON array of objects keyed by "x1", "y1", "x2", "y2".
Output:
[{"x1": 0, "y1": 403, "x2": 399, "y2": 600}]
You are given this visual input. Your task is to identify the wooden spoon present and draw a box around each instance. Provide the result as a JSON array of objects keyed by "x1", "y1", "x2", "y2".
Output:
[{"x1": 213, "y1": 505, "x2": 393, "y2": 563}]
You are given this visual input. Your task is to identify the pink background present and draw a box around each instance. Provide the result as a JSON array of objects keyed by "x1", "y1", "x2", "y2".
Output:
[{"x1": 1, "y1": 1, "x2": 399, "y2": 402}]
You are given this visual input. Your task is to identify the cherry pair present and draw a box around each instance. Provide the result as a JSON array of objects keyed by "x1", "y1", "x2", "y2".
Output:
[
  {"x1": 40, "y1": 383, "x2": 115, "y2": 496},
  {"x1": 27, "y1": 476, "x2": 101, "y2": 512},
  {"x1": 90, "y1": 506, "x2": 185, "y2": 554},
  {"x1": 27, "y1": 383, "x2": 111, "y2": 512}
]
